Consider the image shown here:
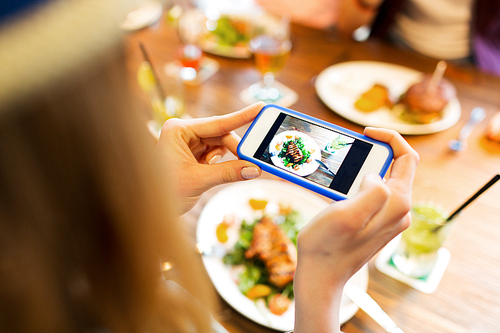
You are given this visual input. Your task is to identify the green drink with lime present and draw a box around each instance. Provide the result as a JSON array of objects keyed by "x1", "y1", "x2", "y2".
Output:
[
  {"x1": 391, "y1": 202, "x2": 453, "y2": 278},
  {"x1": 325, "y1": 135, "x2": 349, "y2": 153}
]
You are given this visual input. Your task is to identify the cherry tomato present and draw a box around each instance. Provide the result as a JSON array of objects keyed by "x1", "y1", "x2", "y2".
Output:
[{"x1": 268, "y1": 294, "x2": 291, "y2": 316}]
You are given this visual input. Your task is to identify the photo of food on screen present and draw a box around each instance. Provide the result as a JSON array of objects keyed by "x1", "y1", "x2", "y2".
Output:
[{"x1": 256, "y1": 115, "x2": 355, "y2": 187}]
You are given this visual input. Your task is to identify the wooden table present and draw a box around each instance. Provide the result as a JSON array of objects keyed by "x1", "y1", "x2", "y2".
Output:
[{"x1": 125, "y1": 14, "x2": 500, "y2": 333}]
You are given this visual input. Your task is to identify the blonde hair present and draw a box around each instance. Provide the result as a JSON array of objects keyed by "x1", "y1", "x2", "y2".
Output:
[{"x1": 0, "y1": 1, "x2": 216, "y2": 332}]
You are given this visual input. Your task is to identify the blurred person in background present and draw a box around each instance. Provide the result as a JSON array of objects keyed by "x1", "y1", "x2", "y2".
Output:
[
  {"x1": 256, "y1": 0, "x2": 500, "y2": 76},
  {"x1": 0, "y1": 0, "x2": 418, "y2": 332}
]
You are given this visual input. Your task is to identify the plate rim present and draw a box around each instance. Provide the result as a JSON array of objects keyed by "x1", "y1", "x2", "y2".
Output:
[
  {"x1": 314, "y1": 60, "x2": 461, "y2": 135},
  {"x1": 119, "y1": 1, "x2": 163, "y2": 31}
]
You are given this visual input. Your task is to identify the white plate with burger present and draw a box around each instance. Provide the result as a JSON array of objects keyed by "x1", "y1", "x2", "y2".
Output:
[
  {"x1": 315, "y1": 61, "x2": 461, "y2": 135},
  {"x1": 196, "y1": 179, "x2": 369, "y2": 331}
]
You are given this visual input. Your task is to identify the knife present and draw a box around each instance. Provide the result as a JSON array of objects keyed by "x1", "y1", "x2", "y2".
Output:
[{"x1": 344, "y1": 286, "x2": 404, "y2": 333}]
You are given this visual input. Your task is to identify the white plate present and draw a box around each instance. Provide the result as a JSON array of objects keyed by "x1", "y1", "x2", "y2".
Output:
[
  {"x1": 119, "y1": 1, "x2": 163, "y2": 31},
  {"x1": 199, "y1": 38, "x2": 252, "y2": 59},
  {"x1": 269, "y1": 131, "x2": 321, "y2": 176},
  {"x1": 196, "y1": 179, "x2": 369, "y2": 331},
  {"x1": 315, "y1": 61, "x2": 461, "y2": 135}
]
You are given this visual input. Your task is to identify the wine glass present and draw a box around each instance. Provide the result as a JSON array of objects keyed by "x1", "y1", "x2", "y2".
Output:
[
  {"x1": 240, "y1": 14, "x2": 297, "y2": 106},
  {"x1": 176, "y1": 6, "x2": 205, "y2": 81}
]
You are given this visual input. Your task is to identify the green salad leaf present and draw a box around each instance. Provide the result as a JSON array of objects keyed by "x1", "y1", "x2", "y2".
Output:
[
  {"x1": 212, "y1": 17, "x2": 249, "y2": 46},
  {"x1": 278, "y1": 137, "x2": 312, "y2": 169}
]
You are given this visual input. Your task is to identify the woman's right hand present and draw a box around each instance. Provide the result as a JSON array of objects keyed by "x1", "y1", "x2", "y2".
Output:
[
  {"x1": 155, "y1": 102, "x2": 264, "y2": 214},
  {"x1": 293, "y1": 127, "x2": 419, "y2": 333}
]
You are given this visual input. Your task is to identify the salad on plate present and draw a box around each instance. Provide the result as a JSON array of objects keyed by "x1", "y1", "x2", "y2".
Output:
[{"x1": 218, "y1": 198, "x2": 303, "y2": 316}]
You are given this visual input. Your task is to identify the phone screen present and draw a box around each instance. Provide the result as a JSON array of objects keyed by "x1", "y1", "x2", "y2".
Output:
[{"x1": 253, "y1": 113, "x2": 373, "y2": 194}]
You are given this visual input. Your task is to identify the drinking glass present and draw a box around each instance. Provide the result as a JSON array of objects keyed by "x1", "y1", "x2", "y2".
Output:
[
  {"x1": 137, "y1": 61, "x2": 185, "y2": 137},
  {"x1": 242, "y1": 14, "x2": 294, "y2": 104},
  {"x1": 390, "y1": 183, "x2": 457, "y2": 278},
  {"x1": 324, "y1": 134, "x2": 352, "y2": 153},
  {"x1": 177, "y1": 7, "x2": 205, "y2": 81}
]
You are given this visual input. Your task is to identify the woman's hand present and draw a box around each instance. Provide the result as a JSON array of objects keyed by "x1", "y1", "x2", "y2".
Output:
[
  {"x1": 156, "y1": 102, "x2": 265, "y2": 214},
  {"x1": 293, "y1": 127, "x2": 419, "y2": 333}
]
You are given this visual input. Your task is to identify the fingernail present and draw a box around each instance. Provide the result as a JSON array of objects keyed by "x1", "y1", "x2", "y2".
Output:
[
  {"x1": 241, "y1": 167, "x2": 260, "y2": 180},
  {"x1": 208, "y1": 155, "x2": 222, "y2": 165}
]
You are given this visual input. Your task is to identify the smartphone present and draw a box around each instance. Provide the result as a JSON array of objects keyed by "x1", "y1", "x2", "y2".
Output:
[{"x1": 237, "y1": 104, "x2": 393, "y2": 201}]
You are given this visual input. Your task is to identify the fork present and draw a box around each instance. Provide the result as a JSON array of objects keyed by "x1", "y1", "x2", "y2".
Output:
[{"x1": 449, "y1": 107, "x2": 486, "y2": 152}]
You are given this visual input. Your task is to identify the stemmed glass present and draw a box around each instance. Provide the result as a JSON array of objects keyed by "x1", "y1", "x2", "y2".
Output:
[
  {"x1": 240, "y1": 14, "x2": 297, "y2": 106},
  {"x1": 176, "y1": 7, "x2": 205, "y2": 81}
]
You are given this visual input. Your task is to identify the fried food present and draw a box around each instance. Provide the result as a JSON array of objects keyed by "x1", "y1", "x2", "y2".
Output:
[
  {"x1": 245, "y1": 217, "x2": 297, "y2": 288},
  {"x1": 355, "y1": 84, "x2": 393, "y2": 112}
]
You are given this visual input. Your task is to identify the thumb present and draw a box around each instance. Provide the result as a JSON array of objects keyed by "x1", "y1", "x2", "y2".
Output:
[
  {"x1": 199, "y1": 161, "x2": 262, "y2": 189},
  {"x1": 358, "y1": 173, "x2": 386, "y2": 194},
  {"x1": 346, "y1": 173, "x2": 390, "y2": 223}
]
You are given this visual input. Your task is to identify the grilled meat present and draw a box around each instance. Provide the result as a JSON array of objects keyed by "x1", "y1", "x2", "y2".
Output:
[
  {"x1": 245, "y1": 217, "x2": 297, "y2": 288},
  {"x1": 286, "y1": 141, "x2": 303, "y2": 163}
]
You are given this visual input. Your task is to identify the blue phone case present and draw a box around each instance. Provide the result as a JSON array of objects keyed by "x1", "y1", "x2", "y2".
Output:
[{"x1": 237, "y1": 104, "x2": 394, "y2": 201}]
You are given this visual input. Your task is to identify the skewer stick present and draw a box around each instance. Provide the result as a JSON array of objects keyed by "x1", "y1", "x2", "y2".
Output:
[{"x1": 427, "y1": 60, "x2": 447, "y2": 92}]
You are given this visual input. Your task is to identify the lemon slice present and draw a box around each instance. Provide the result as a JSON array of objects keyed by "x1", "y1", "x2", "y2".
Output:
[
  {"x1": 150, "y1": 97, "x2": 167, "y2": 124},
  {"x1": 137, "y1": 61, "x2": 157, "y2": 93},
  {"x1": 216, "y1": 222, "x2": 229, "y2": 243}
]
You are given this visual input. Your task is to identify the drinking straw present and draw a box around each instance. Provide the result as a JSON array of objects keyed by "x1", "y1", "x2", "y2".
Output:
[
  {"x1": 139, "y1": 42, "x2": 166, "y2": 102},
  {"x1": 446, "y1": 174, "x2": 500, "y2": 222}
]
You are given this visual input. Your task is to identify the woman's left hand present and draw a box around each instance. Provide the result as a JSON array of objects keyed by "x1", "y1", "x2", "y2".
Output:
[
  {"x1": 156, "y1": 102, "x2": 264, "y2": 214},
  {"x1": 292, "y1": 127, "x2": 419, "y2": 333}
]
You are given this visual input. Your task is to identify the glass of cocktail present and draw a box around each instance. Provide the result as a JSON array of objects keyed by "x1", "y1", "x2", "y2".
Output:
[
  {"x1": 391, "y1": 175, "x2": 499, "y2": 279},
  {"x1": 391, "y1": 202, "x2": 455, "y2": 278}
]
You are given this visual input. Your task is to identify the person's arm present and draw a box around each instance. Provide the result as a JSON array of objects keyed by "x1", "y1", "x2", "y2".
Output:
[
  {"x1": 256, "y1": 0, "x2": 383, "y2": 36},
  {"x1": 337, "y1": 0, "x2": 384, "y2": 36},
  {"x1": 255, "y1": 0, "x2": 340, "y2": 29},
  {"x1": 155, "y1": 102, "x2": 265, "y2": 214},
  {"x1": 293, "y1": 127, "x2": 419, "y2": 333}
]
